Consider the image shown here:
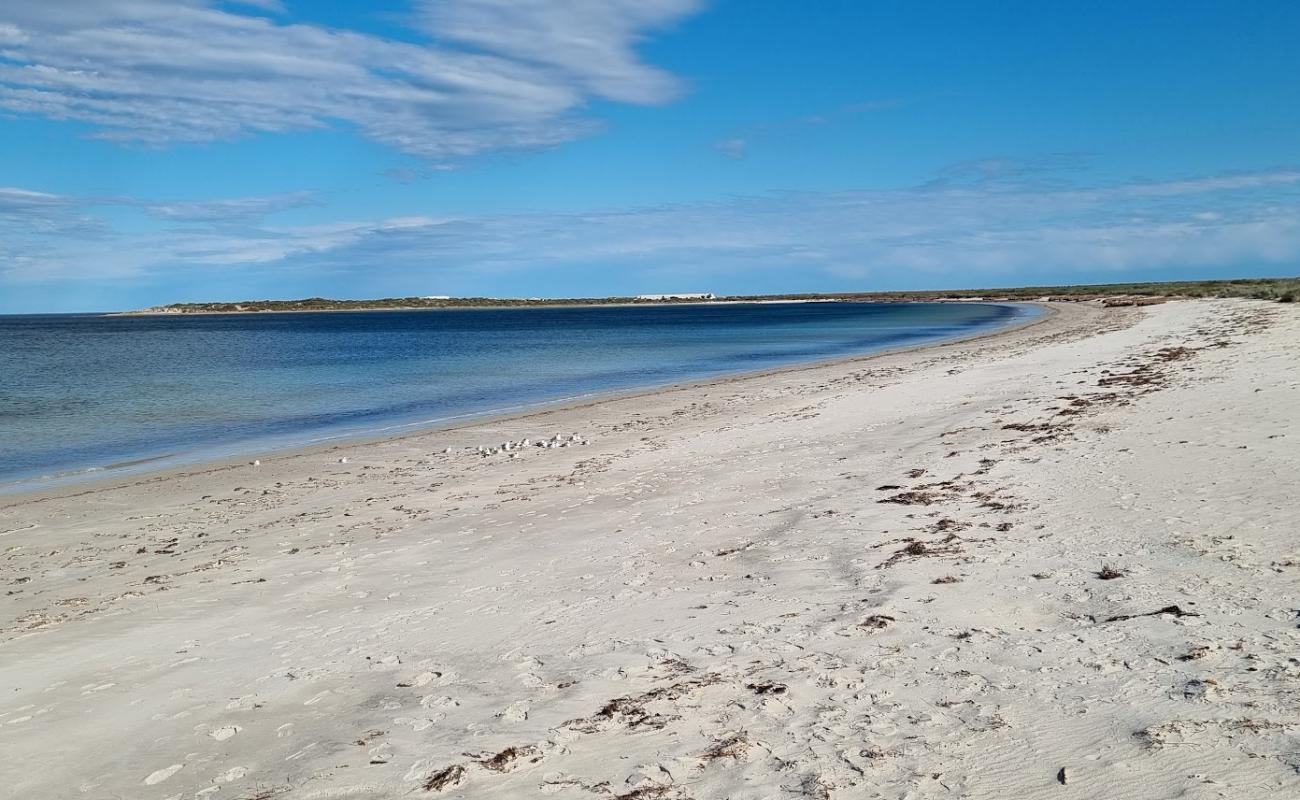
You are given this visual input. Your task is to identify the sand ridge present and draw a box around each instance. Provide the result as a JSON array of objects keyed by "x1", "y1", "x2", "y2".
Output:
[{"x1": 1, "y1": 299, "x2": 1297, "y2": 799}]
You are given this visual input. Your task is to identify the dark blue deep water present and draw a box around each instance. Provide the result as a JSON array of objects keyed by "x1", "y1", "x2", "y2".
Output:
[{"x1": 0, "y1": 302, "x2": 1036, "y2": 489}]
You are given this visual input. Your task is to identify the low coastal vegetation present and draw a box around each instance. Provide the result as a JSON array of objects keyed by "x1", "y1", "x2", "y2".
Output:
[
  {"x1": 817, "y1": 276, "x2": 1299, "y2": 304},
  {"x1": 133, "y1": 276, "x2": 1299, "y2": 314}
]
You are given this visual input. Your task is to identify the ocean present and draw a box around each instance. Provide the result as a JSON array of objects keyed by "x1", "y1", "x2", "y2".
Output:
[{"x1": 0, "y1": 301, "x2": 1037, "y2": 490}]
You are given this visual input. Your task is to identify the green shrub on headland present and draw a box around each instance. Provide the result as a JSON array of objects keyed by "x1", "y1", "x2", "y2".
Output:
[{"x1": 138, "y1": 277, "x2": 1300, "y2": 314}]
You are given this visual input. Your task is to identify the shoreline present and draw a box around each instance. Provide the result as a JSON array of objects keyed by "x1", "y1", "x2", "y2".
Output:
[
  {"x1": 1, "y1": 301, "x2": 1050, "y2": 505},
  {"x1": 4, "y1": 298, "x2": 1296, "y2": 798}
]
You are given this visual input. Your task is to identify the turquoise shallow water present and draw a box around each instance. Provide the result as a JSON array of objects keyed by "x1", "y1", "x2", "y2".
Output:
[{"x1": 0, "y1": 302, "x2": 1038, "y2": 489}]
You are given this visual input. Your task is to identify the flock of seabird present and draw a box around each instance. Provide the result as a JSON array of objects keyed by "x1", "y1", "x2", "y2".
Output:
[
  {"x1": 475, "y1": 433, "x2": 586, "y2": 458},
  {"x1": 251, "y1": 433, "x2": 589, "y2": 468}
]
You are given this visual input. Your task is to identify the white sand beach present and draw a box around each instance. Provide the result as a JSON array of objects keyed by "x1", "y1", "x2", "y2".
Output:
[{"x1": 2, "y1": 299, "x2": 1297, "y2": 799}]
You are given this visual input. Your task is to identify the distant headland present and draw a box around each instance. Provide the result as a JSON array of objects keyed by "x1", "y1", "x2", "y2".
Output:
[{"x1": 121, "y1": 277, "x2": 1298, "y2": 314}]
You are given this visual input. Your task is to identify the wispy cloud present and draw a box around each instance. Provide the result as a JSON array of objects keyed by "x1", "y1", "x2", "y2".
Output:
[
  {"x1": 0, "y1": 187, "x2": 74, "y2": 214},
  {"x1": 712, "y1": 98, "x2": 910, "y2": 158},
  {"x1": 226, "y1": 0, "x2": 286, "y2": 12},
  {"x1": 5, "y1": 167, "x2": 1299, "y2": 298},
  {"x1": 142, "y1": 191, "x2": 317, "y2": 223},
  {"x1": 714, "y1": 137, "x2": 746, "y2": 159},
  {"x1": 0, "y1": 0, "x2": 700, "y2": 162},
  {"x1": 0, "y1": 186, "x2": 105, "y2": 239},
  {"x1": 927, "y1": 153, "x2": 1094, "y2": 187}
]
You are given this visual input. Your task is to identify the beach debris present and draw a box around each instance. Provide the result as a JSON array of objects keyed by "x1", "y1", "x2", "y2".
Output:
[
  {"x1": 1096, "y1": 564, "x2": 1127, "y2": 580},
  {"x1": 1182, "y1": 678, "x2": 1219, "y2": 701},
  {"x1": 1057, "y1": 767, "x2": 1068, "y2": 785},
  {"x1": 902, "y1": 541, "x2": 930, "y2": 557},
  {"x1": 353, "y1": 729, "x2": 385, "y2": 746},
  {"x1": 932, "y1": 575, "x2": 962, "y2": 584},
  {"x1": 611, "y1": 785, "x2": 685, "y2": 800},
  {"x1": 338, "y1": 457, "x2": 349, "y2": 464},
  {"x1": 1177, "y1": 644, "x2": 1213, "y2": 662},
  {"x1": 928, "y1": 518, "x2": 969, "y2": 533},
  {"x1": 422, "y1": 764, "x2": 466, "y2": 792},
  {"x1": 251, "y1": 460, "x2": 260, "y2": 467},
  {"x1": 877, "y1": 490, "x2": 940, "y2": 506},
  {"x1": 746, "y1": 682, "x2": 787, "y2": 696},
  {"x1": 859, "y1": 614, "x2": 895, "y2": 630},
  {"x1": 878, "y1": 534, "x2": 964, "y2": 568},
  {"x1": 1100, "y1": 605, "x2": 1200, "y2": 624},
  {"x1": 700, "y1": 732, "x2": 749, "y2": 762},
  {"x1": 563, "y1": 673, "x2": 722, "y2": 734},
  {"x1": 1153, "y1": 345, "x2": 1195, "y2": 362},
  {"x1": 468, "y1": 745, "x2": 541, "y2": 772},
  {"x1": 1001, "y1": 421, "x2": 1061, "y2": 433}
]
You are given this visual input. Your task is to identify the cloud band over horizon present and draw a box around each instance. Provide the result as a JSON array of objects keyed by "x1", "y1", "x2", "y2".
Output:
[{"x1": 4, "y1": 166, "x2": 1300, "y2": 310}]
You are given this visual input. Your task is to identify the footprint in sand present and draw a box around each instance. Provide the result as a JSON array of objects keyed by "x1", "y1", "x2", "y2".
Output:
[
  {"x1": 214, "y1": 766, "x2": 248, "y2": 783},
  {"x1": 515, "y1": 656, "x2": 545, "y2": 671},
  {"x1": 209, "y1": 725, "x2": 241, "y2": 741},
  {"x1": 395, "y1": 715, "x2": 443, "y2": 731},
  {"x1": 143, "y1": 764, "x2": 184, "y2": 785},
  {"x1": 420, "y1": 695, "x2": 459, "y2": 710},
  {"x1": 276, "y1": 723, "x2": 295, "y2": 738},
  {"x1": 407, "y1": 670, "x2": 442, "y2": 687},
  {"x1": 500, "y1": 700, "x2": 530, "y2": 722}
]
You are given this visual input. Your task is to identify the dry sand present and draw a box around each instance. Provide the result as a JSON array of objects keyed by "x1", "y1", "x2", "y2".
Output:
[{"x1": 1, "y1": 299, "x2": 1297, "y2": 799}]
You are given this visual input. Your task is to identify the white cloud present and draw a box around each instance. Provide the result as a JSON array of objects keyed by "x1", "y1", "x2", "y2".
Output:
[
  {"x1": 0, "y1": 0, "x2": 700, "y2": 161},
  {"x1": 4, "y1": 168, "x2": 1300, "y2": 293},
  {"x1": 0, "y1": 23, "x2": 27, "y2": 45},
  {"x1": 419, "y1": 0, "x2": 699, "y2": 104}
]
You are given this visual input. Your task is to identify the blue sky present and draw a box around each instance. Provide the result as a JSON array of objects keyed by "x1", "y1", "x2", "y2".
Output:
[{"x1": 2, "y1": 0, "x2": 1299, "y2": 312}]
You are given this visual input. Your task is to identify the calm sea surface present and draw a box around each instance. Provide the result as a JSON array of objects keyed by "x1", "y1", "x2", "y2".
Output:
[{"x1": 0, "y1": 302, "x2": 1037, "y2": 489}]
